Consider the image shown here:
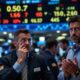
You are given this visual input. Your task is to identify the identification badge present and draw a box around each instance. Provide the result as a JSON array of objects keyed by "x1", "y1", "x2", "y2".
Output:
[
  {"x1": 51, "y1": 63, "x2": 57, "y2": 67},
  {"x1": 34, "y1": 67, "x2": 41, "y2": 72},
  {"x1": 47, "y1": 66, "x2": 50, "y2": 71},
  {"x1": 0, "y1": 65, "x2": 4, "y2": 71}
]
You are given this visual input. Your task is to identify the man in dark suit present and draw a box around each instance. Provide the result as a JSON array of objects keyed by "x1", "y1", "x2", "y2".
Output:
[
  {"x1": 41, "y1": 38, "x2": 59, "y2": 80},
  {"x1": 0, "y1": 29, "x2": 53, "y2": 80}
]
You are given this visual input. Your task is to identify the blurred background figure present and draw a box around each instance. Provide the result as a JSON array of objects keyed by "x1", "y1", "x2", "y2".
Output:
[
  {"x1": 60, "y1": 39, "x2": 70, "y2": 60},
  {"x1": 9, "y1": 43, "x2": 16, "y2": 52},
  {"x1": 42, "y1": 37, "x2": 59, "y2": 80}
]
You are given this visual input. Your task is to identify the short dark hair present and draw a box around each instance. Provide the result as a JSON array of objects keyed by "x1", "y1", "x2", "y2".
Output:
[
  {"x1": 14, "y1": 29, "x2": 30, "y2": 40},
  {"x1": 46, "y1": 38, "x2": 58, "y2": 49},
  {"x1": 68, "y1": 15, "x2": 80, "y2": 24},
  {"x1": 60, "y1": 39, "x2": 69, "y2": 46}
]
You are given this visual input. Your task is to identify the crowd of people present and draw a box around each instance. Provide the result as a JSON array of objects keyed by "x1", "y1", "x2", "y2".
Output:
[{"x1": 0, "y1": 15, "x2": 80, "y2": 80}]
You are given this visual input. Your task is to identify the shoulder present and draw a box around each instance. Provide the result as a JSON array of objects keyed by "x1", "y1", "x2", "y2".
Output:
[{"x1": 0, "y1": 50, "x2": 17, "y2": 66}]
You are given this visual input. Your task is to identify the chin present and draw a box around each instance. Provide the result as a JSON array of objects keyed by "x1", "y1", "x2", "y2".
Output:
[
  {"x1": 72, "y1": 37, "x2": 80, "y2": 44},
  {"x1": 72, "y1": 39, "x2": 79, "y2": 44},
  {"x1": 71, "y1": 35, "x2": 80, "y2": 42}
]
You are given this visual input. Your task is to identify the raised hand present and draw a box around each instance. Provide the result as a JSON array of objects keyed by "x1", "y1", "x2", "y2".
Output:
[
  {"x1": 17, "y1": 40, "x2": 29, "y2": 64},
  {"x1": 62, "y1": 59, "x2": 78, "y2": 76}
]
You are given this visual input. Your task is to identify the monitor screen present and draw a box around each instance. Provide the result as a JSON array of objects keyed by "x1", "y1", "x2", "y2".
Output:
[{"x1": 0, "y1": 0, "x2": 80, "y2": 24}]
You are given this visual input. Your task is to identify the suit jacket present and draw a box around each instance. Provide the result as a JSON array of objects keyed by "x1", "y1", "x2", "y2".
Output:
[
  {"x1": 41, "y1": 50, "x2": 59, "y2": 80},
  {"x1": 0, "y1": 50, "x2": 53, "y2": 80}
]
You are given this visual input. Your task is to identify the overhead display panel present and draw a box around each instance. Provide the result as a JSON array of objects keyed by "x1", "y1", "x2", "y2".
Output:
[{"x1": 0, "y1": 0, "x2": 80, "y2": 24}]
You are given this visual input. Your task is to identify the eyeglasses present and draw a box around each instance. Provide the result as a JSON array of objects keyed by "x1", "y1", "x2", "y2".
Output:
[
  {"x1": 20, "y1": 38, "x2": 32, "y2": 43},
  {"x1": 70, "y1": 27, "x2": 80, "y2": 31}
]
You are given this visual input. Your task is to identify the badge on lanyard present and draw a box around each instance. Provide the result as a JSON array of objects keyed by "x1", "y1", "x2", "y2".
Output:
[
  {"x1": 51, "y1": 63, "x2": 57, "y2": 67},
  {"x1": 34, "y1": 67, "x2": 41, "y2": 72}
]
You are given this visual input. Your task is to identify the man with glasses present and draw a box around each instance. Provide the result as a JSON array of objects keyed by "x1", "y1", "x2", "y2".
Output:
[{"x1": 0, "y1": 29, "x2": 53, "y2": 80}]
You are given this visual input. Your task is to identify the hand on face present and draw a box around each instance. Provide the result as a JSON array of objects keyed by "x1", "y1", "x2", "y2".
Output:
[
  {"x1": 18, "y1": 39, "x2": 29, "y2": 53},
  {"x1": 17, "y1": 39, "x2": 29, "y2": 64},
  {"x1": 62, "y1": 59, "x2": 78, "y2": 76}
]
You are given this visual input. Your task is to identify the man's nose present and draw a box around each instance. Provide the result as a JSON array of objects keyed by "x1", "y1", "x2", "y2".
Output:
[{"x1": 72, "y1": 33, "x2": 77, "y2": 37}]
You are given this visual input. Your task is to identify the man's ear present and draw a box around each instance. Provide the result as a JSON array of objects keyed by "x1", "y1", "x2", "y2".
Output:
[{"x1": 12, "y1": 41, "x2": 17, "y2": 47}]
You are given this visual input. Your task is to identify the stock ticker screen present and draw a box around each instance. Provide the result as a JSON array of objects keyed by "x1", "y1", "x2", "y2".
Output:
[{"x1": 0, "y1": 0, "x2": 80, "y2": 24}]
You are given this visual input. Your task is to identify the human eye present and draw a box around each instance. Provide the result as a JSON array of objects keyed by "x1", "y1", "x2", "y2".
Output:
[
  {"x1": 70, "y1": 28, "x2": 73, "y2": 31},
  {"x1": 28, "y1": 38, "x2": 31, "y2": 42},
  {"x1": 75, "y1": 27, "x2": 80, "y2": 31}
]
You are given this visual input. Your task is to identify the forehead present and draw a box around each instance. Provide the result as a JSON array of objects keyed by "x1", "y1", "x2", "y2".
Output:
[
  {"x1": 18, "y1": 33, "x2": 31, "y2": 39},
  {"x1": 70, "y1": 22, "x2": 80, "y2": 28}
]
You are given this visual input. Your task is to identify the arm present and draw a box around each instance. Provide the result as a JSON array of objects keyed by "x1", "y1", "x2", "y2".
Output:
[
  {"x1": 0, "y1": 57, "x2": 20, "y2": 80},
  {"x1": 0, "y1": 40, "x2": 29, "y2": 80}
]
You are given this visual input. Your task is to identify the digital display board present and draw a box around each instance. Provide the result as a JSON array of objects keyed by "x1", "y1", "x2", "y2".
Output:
[{"x1": 0, "y1": 0, "x2": 80, "y2": 24}]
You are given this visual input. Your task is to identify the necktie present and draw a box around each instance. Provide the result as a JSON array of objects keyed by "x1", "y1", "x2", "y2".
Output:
[{"x1": 22, "y1": 63, "x2": 28, "y2": 80}]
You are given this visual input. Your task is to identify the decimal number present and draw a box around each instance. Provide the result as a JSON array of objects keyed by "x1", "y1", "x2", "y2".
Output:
[
  {"x1": 53, "y1": 10, "x2": 78, "y2": 17},
  {"x1": 6, "y1": 5, "x2": 28, "y2": 12},
  {"x1": 10, "y1": 12, "x2": 21, "y2": 18},
  {"x1": 31, "y1": 18, "x2": 43, "y2": 23}
]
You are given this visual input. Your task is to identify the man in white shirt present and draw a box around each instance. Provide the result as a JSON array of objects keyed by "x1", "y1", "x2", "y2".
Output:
[{"x1": 62, "y1": 15, "x2": 80, "y2": 80}]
